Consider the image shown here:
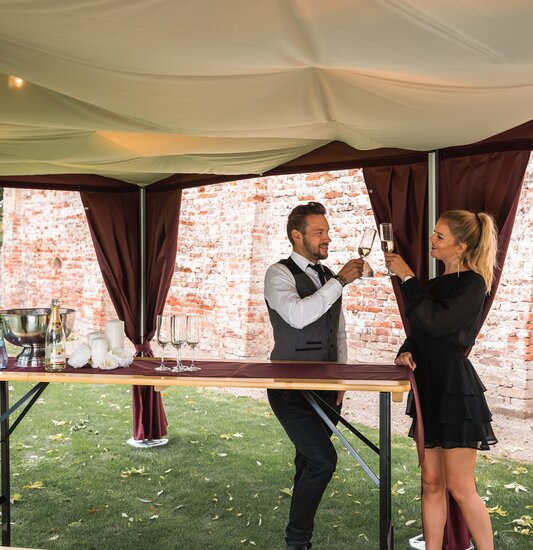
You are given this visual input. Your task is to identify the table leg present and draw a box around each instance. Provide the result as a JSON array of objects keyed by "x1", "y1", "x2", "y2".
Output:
[
  {"x1": 380, "y1": 391, "x2": 393, "y2": 550},
  {"x1": 0, "y1": 381, "x2": 48, "y2": 548},
  {"x1": 1, "y1": 381, "x2": 11, "y2": 547}
]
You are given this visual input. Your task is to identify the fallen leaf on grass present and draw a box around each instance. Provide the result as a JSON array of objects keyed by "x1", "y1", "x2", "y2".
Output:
[
  {"x1": 504, "y1": 482, "x2": 528, "y2": 493},
  {"x1": 120, "y1": 466, "x2": 148, "y2": 478},
  {"x1": 10, "y1": 493, "x2": 23, "y2": 503},
  {"x1": 48, "y1": 535, "x2": 59, "y2": 541},
  {"x1": 487, "y1": 505, "x2": 508, "y2": 517},
  {"x1": 280, "y1": 487, "x2": 293, "y2": 497},
  {"x1": 22, "y1": 480, "x2": 45, "y2": 490},
  {"x1": 509, "y1": 515, "x2": 532, "y2": 536},
  {"x1": 70, "y1": 419, "x2": 89, "y2": 432},
  {"x1": 512, "y1": 466, "x2": 528, "y2": 475},
  {"x1": 405, "y1": 520, "x2": 416, "y2": 526},
  {"x1": 68, "y1": 520, "x2": 82, "y2": 528},
  {"x1": 49, "y1": 433, "x2": 71, "y2": 442}
]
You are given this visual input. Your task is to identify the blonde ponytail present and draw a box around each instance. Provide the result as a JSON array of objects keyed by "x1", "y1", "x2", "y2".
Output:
[{"x1": 439, "y1": 210, "x2": 499, "y2": 293}]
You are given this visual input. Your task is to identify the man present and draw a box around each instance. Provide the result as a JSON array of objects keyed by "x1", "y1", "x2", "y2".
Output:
[{"x1": 264, "y1": 201, "x2": 364, "y2": 550}]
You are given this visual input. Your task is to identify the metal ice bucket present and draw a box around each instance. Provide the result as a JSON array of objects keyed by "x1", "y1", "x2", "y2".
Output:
[{"x1": 0, "y1": 308, "x2": 76, "y2": 367}]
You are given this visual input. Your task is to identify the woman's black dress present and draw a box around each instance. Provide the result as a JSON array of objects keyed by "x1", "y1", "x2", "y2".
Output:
[{"x1": 399, "y1": 271, "x2": 497, "y2": 450}]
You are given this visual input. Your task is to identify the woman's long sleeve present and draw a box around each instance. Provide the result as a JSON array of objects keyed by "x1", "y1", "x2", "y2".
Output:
[{"x1": 402, "y1": 275, "x2": 486, "y2": 338}]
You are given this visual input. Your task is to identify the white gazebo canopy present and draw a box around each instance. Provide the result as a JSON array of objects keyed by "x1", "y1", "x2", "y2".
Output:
[{"x1": 1, "y1": 0, "x2": 533, "y2": 185}]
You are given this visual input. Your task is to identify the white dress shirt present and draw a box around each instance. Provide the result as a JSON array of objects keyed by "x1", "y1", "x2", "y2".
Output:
[{"x1": 264, "y1": 251, "x2": 347, "y2": 362}]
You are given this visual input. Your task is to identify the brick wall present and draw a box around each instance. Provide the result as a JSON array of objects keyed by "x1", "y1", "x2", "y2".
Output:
[
  {"x1": 0, "y1": 189, "x2": 116, "y2": 342},
  {"x1": 1, "y1": 162, "x2": 531, "y2": 417}
]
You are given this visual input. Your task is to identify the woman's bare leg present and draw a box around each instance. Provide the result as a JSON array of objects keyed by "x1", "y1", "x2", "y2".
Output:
[
  {"x1": 421, "y1": 448, "x2": 447, "y2": 550},
  {"x1": 443, "y1": 448, "x2": 493, "y2": 550}
]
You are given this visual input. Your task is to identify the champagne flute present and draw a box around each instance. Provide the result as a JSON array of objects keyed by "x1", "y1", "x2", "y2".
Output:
[
  {"x1": 358, "y1": 227, "x2": 377, "y2": 277},
  {"x1": 155, "y1": 315, "x2": 172, "y2": 371},
  {"x1": 379, "y1": 222, "x2": 396, "y2": 276},
  {"x1": 186, "y1": 314, "x2": 200, "y2": 372},
  {"x1": 170, "y1": 314, "x2": 186, "y2": 373}
]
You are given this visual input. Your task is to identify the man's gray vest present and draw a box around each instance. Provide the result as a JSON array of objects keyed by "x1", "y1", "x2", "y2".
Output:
[{"x1": 266, "y1": 257, "x2": 342, "y2": 362}]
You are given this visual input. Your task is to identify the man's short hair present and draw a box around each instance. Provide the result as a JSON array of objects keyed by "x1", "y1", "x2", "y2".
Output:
[{"x1": 287, "y1": 201, "x2": 327, "y2": 244}]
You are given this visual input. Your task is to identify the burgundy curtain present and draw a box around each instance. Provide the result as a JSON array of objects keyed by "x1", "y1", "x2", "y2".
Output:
[
  {"x1": 437, "y1": 150, "x2": 529, "y2": 550},
  {"x1": 80, "y1": 188, "x2": 182, "y2": 441},
  {"x1": 439, "y1": 150, "x2": 530, "y2": 329},
  {"x1": 363, "y1": 162, "x2": 429, "y2": 331},
  {"x1": 131, "y1": 188, "x2": 182, "y2": 440},
  {"x1": 80, "y1": 191, "x2": 142, "y2": 343},
  {"x1": 364, "y1": 150, "x2": 529, "y2": 550}
]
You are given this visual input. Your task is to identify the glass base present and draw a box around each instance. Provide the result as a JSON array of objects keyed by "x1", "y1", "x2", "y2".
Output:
[
  {"x1": 170, "y1": 362, "x2": 186, "y2": 373},
  {"x1": 127, "y1": 437, "x2": 169, "y2": 449},
  {"x1": 155, "y1": 364, "x2": 171, "y2": 372}
]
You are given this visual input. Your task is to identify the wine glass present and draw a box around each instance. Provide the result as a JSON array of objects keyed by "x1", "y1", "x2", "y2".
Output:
[
  {"x1": 379, "y1": 222, "x2": 396, "y2": 276},
  {"x1": 170, "y1": 315, "x2": 186, "y2": 373},
  {"x1": 358, "y1": 227, "x2": 377, "y2": 277},
  {"x1": 155, "y1": 315, "x2": 172, "y2": 372},
  {"x1": 186, "y1": 314, "x2": 200, "y2": 372}
]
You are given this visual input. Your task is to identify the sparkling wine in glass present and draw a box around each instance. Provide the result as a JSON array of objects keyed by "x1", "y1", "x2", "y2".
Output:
[
  {"x1": 170, "y1": 314, "x2": 186, "y2": 373},
  {"x1": 155, "y1": 315, "x2": 172, "y2": 371},
  {"x1": 358, "y1": 227, "x2": 377, "y2": 277},
  {"x1": 186, "y1": 314, "x2": 200, "y2": 372},
  {"x1": 379, "y1": 222, "x2": 396, "y2": 276}
]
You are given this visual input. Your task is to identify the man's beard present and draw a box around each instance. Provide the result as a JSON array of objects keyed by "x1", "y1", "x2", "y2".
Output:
[{"x1": 303, "y1": 235, "x2": 328, "y2": 261}]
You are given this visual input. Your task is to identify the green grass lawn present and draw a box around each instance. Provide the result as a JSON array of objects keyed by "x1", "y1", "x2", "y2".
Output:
[{"x1": 3, "y1": 382, "x2": 532, "y2": 549}]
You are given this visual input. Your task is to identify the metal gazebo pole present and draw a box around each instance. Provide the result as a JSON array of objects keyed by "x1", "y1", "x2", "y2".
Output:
[
  {"x1": 130, "y1": 187, "x2": 169, "y2": 448},
  {"x1": 139, "y1": 187, "x2": 146, "y2": 354},
  {"x1": 428, "y1": 151, "x2": 438, "y2": 280}
]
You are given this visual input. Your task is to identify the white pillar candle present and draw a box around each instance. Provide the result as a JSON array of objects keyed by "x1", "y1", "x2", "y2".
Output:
[
  {"x1": 87, "y1": 331, "x2": 105, "y2": 346},
  {"x1": 106, "y1": 320, "x2": 124, "y2": 351},
  {"x1": 91, "y1": 337, "x2": 109, "y2": 368}
]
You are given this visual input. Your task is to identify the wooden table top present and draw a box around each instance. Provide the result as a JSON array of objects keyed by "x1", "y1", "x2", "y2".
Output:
[{"x1": 0, "y1": 358, "x2": 411, "y2": 395}]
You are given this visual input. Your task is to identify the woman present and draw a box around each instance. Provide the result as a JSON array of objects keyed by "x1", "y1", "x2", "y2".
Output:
[{"x1": 385, "y1": 210, "x2": 498, "y2": 550}]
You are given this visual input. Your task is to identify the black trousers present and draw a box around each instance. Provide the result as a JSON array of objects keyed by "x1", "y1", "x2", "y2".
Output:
[{"x1": 267, "y1": 389, "x2": 341, "y2": 547}]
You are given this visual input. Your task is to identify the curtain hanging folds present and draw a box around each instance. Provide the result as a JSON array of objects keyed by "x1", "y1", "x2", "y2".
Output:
[
  {"x1": 363, "y1": 162, "x2": 429, "y2": 333},
  {"x1": 80, "y1": 188, "x2": 182, "y2": 441},
  {"x1": 439, "y1": 150, "x2": 530, "y2": 331},
  {"x1": 363, "y1": 150, "x2": 529, "y2": 550}
]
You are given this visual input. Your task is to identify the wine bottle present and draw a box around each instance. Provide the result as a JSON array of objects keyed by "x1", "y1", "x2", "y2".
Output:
[
  {"x1": 0, "y1": 321, "x2": 8, "y2": 369},
  {"x1": 45, "y1": 299, "x2": 66, "y2": 372}
]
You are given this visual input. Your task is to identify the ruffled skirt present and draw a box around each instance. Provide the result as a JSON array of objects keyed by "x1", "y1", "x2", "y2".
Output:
[{"x1": 406, "y1": 357, "x2": 497, "y2": 450}]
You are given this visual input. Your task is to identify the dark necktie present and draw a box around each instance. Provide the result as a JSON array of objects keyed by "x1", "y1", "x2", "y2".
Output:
[{"x1": 309, "y1": 263, "x2": 326, "y2": 286}]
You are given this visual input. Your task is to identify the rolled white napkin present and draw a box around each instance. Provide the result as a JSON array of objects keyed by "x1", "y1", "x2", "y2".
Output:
[
  {"x1": 68, "y1": 343, "x2": 91, "y2": 368},
  {"x1": 106, "y1": 320, "x2": 124, "y2": 351},
  {"x1": 87, "y1": 331, "x2": 105, "y2": 346},
  {"x1": 98, "y1": 354, "x2": 120, "y2": 370},
  {"x1": 91, "y1": 337, "x2": 109, "y2": 368},
  {"x1": 108, "y1": 348, "x2": 134, "y2": 368}
]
